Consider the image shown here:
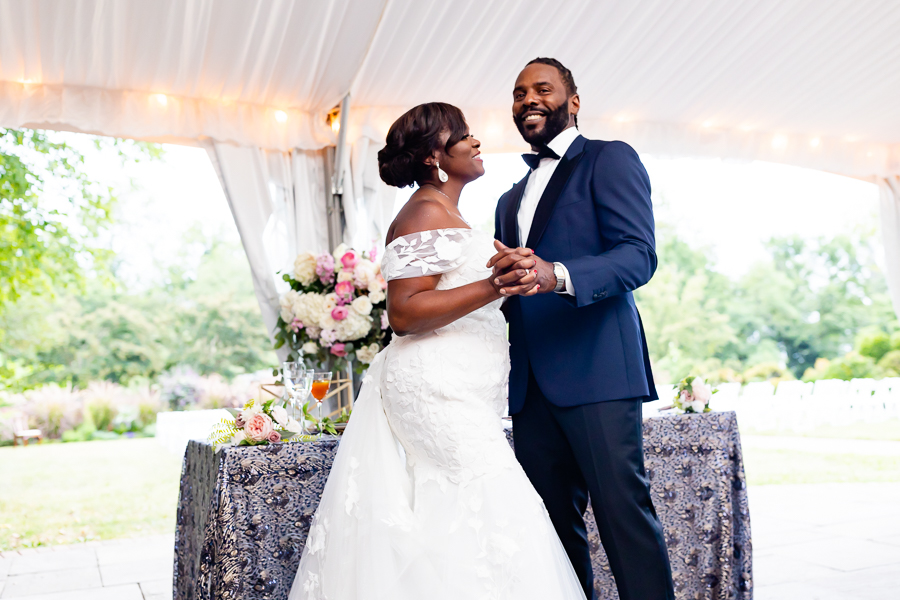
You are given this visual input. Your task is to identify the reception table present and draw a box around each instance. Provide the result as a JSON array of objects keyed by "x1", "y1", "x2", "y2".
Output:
[{"x1": 174, "y1": 412, "x2": 752, "y2": 600}]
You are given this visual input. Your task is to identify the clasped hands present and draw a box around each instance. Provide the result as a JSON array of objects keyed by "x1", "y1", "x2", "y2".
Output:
[{"x1": 486, "y1": 240, "x2": 557, "y2": 297}]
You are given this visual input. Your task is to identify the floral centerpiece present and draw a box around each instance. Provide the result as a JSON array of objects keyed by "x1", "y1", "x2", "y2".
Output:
[
  {"x1": 673, "y1": 376, "x2": 716, "y2": 414},
  {"x1": 275, "y1": 243, "x2": 389, "y2": 373},
  {"x1": 208, "y1": 397, "x2": 311, "y2": 451}
]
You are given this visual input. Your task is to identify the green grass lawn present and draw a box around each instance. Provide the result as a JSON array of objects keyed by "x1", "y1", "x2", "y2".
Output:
[
  {"x1": 0, "y1": 438, "x2": 183, "y2": 550},
  {"x1": 743, "y1": 448, "x2": 900, "y2": 486},
  {"x1": 745, "y1": 419, "x2": 900, "y2": 441}
]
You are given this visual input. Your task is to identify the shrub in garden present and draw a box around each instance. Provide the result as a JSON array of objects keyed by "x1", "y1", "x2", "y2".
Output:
[
  {"x1": 82, "y1": 381, "x2": 121, "y2": 431},
  {"x1": 857, "y1": 330, "x2": 892, "y2": 362},
  {"x1": 158, "y1": 366, "x2": 204, "y2": 411},
  {"x1": 877, "y1": 350, "x2": 900, "y2": 377},
  {"x1": 822, "y1": 351, "x2": 884, "y2": 380},
  {"x1": 23, "y1": 384, "x2": 83, "y2": 438},
  {"x1": 742, "y1": 362, "x2": 796, "y2": 384}
]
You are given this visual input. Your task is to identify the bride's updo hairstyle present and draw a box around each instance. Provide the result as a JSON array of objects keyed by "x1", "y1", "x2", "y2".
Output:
[{"x1": 378, "y1": 102, "x2": 469, "y2": 188}]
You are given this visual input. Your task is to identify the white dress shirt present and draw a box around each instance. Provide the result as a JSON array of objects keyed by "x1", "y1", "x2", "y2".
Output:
[{"x1": 517, "y1": 126, "x2": 579, "y2": 295}]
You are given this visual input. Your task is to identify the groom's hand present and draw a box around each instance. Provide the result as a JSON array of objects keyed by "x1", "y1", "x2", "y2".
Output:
[{"x1": 487, "y1": 241, "x2": 555, "y2": 295}]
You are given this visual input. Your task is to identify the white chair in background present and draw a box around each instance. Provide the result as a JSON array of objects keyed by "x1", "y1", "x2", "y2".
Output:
[
  {"x1": 848, "y1": 378, "x2": 879, "y2": 422},
  {"x1": 710, "y1": 382, "x2": 741, "y2": 413},
  {"x1": 811, "y1": 379, "x2": 851, "y2": 425},
  {"x1": 773, "y1": 380, "x2": 813, "y2": 431}
]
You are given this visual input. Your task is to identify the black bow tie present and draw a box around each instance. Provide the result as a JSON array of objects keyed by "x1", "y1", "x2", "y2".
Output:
[{"x1": 522, "y1": 145, "x2": 560, "y2": 170}]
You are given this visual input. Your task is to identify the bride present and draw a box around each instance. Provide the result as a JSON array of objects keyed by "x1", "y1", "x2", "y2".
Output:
[{"x1": 288, "y1": 102, "x2": 586, "y2": 600}]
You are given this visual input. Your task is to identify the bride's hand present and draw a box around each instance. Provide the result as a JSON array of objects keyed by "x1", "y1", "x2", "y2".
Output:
[{"x1": 487, "y1": 241, "x2": 540, "y2": 296}]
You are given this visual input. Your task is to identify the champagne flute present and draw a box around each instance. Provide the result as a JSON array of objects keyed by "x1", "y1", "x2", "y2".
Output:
[
  {"x1": 282, "y1": 361, "x2": 307, "y2": 419},
  {"x1": 310, "y1": 371, "x2": 333, "y2": 422}
]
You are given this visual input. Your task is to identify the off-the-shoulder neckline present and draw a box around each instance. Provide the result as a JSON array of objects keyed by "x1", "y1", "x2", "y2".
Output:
[{"x1": 385, "y1": 227, "x2": 475, "y2": 249}]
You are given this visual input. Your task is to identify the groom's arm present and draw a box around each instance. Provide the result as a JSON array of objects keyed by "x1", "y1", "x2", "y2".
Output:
[{"x1": 561, "y1": 141, "x2": 656, "y2": 308}]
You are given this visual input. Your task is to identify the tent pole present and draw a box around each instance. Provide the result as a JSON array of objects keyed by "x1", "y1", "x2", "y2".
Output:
[{"x1": 328, "y1": 93, "x2": 351, "y2": 250}]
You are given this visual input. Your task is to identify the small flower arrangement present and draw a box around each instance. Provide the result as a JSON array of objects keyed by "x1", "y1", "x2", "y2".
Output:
[
  {"x1": 275, "y1": 243, "x2": 388, "y2": 373},
  {"x1": 673, "y1": 376, "x2": 716, "y2": 414},
  {"x1": 208, "y1": 397, "x2": 310, "y2": 451}
]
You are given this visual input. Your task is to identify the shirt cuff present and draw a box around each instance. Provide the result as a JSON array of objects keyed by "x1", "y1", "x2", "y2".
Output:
[{"x1": 555, "y1": 262, "x2": 575, "y2": 296}]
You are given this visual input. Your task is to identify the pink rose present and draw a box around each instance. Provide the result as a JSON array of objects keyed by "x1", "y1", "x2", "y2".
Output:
[
  {"x1": 341, "y1": 251, "x2": 359, "y2": 270},
  {"x1": 330, "y1": 343, "x2": 348, "y2": 357},
  {"x1": 244, "y1": 413, "x2": 274, "y2": 442},
  {"x1": 235, "y1": 414, "x2": 246, "y2": 428},
  {"x1": 335, "y1": 280, "x2": 355, "y2": 299},
  {"x1": 267, "y1": 430, "x2": 281, "y2": 443},
  {"x1": 289, "y1": 318, "x2": 304, "y2": 332},
  {"x1": 331, "y1": 306, "x2": 349, "y2": 321}
]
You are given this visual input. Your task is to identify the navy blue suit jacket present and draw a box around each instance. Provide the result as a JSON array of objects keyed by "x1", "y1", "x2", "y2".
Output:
[{"x1": 495, "y1": 134, "x2": 658, "y2": 414}]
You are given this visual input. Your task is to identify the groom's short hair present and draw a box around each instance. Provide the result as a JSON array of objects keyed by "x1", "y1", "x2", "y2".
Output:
[{"x1": 525, "y1": 57, "x2": 578, "y2": 97}]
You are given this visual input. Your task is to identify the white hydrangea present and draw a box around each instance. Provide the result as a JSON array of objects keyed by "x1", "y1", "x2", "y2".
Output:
[
  {"x1": 336, "y1": 270, "x2": 355, "y2": 283},
  {"x1": 356, "y1": 343, "x2": 380, "y2": 364},
  {"x1": 292, "y1": 252, "x2": 317, "y2": 285},
  {"x1": 351, "y1": 295, "x2": 373, "y2": 316},
  {"x1": 301, "y1": 341, "x2": 319, "y2": 355},
  {"x1": 291, "y1": 293, "x2": 329, "y2": 329},
  {"x1": 334, "y1": 311, "x2": 373, "y2": 341},
  {"x1": 279, "y1": 289, "x2": 300, "y2": 323}
]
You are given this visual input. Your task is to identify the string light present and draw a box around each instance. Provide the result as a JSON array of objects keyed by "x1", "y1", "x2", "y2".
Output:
[
  {"x1": 615, "y1": 115, "x2": 628, "y2": 123},
  {"x1": 274, "y1": 110, "x2": 288, "y2": 123},
  {"x1": 809, "y1": 137, "x2": 820, "y2": 148},
  {"x1": 17, "y1": 78, "x2": 34, "y2": 84},
  {"x1": 152, "y1": 93, "x2": 168, "y2": 107},
  {"x1": 702, "y1": 120, "x2": 714, "y2": 128},
  {"x1": 771, "y1": 135, "x2": 788, "y2": 150}
]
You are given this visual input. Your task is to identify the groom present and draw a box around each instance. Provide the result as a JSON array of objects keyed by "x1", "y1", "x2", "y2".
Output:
[{"x1": 491, "y1": 58, "x2": 675, "y2": 600}]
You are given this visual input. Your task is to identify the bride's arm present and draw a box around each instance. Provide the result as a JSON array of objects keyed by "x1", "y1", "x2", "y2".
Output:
[
  {"x1": 386, "y1": 200, "x2": 537, "y2": 336},
  {"x1": 388, "y1": 276, "x2": 502, "y2": 336}
]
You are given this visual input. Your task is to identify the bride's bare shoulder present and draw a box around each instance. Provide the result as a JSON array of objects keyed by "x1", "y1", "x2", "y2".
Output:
[{"x1": 385, "y1": 197, "x2": 462, "y2": 245}]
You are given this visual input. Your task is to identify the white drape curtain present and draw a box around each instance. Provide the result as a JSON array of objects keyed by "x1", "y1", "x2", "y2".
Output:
[
  {"x1": 350, "y1": 133, "x2": 397, "y2": 253},
  {"x1": 202, "y1": 141, "x2": 330, "y2": 352},
  {"x1": 878, "y1": 177, "x2": 900, "y2": 320}
]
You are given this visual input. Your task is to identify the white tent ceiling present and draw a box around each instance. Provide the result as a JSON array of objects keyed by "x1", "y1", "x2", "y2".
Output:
[{"x1": 2, "y1": 0, "x2": 900, "y2": 177}]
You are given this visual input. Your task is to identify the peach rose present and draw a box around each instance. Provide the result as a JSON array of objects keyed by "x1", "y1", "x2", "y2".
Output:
[{"x1": 244, "y1": 413, "x2": 274, "y2": 442}]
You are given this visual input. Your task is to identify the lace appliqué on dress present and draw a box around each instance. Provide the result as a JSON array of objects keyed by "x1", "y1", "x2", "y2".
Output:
[{"x1": 381, "y1": 228, "x2": 474, "y2": 282}]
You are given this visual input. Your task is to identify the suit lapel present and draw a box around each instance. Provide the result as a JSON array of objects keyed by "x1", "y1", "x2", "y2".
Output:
[
  {"x1": 524, "y1": 135, "x2": 587, "y2": 249},
  {"x1": 503, "y1": 176, "x2": 528, "y2": 247}
]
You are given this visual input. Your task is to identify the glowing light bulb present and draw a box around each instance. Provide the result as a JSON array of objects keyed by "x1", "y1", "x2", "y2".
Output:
[
  {"x1": 17, "y1": 78, "x2": 34, "y2": 84},
  {"x1": 274, "y1": 110, "x2": 288, "y2": 123},
  {"x1": 152, "y1": 94, "x2": 168, "y2": 107},
  {"x1": 809, "y1": 137, "x2": 820, "y2": 148},
  {"x1": 702, "y1": 121, "x2": 714, "y2": 128},
  {"x1": 615, "y1": 115, "x2": 628, "y2": 123},
  {"x1": 331, "y1": 118, "x2": 340, "y2": 133},
  {"x1": 771, "y1": 135, "x2": 788, "y2": 150}
]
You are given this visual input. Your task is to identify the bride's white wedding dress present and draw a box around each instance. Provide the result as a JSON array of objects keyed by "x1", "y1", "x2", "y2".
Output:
[{"x1": 288, "y1": 228, "x2": 586, "y2": 600}]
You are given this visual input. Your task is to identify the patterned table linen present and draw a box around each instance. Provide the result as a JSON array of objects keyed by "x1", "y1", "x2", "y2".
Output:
[{"x1": 174, "y1": 411, "x2": 752, "y2": 600}]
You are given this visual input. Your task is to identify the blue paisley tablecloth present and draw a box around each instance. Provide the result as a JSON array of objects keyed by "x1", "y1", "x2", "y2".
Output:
[{"x1": 174, "y1": 412, "x2": 752, "y2": 600}]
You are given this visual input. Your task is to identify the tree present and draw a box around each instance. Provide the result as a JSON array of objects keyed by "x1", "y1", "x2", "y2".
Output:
[{"x1": 0, "y1": 128, "x2": 161, "y2": 316}]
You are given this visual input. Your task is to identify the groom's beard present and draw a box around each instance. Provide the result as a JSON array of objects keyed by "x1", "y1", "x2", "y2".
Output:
[{"x1": 514, "y1": 100, "x2": 571, "y2": 147}]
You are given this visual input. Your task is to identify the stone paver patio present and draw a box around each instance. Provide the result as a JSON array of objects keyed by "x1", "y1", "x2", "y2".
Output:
[
  {"x1": 1, "y1": 483, "x2": 897, "y2": 599},
  {"x1": 0, "y1": 534, "x2": 172, "y2": 600}
]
